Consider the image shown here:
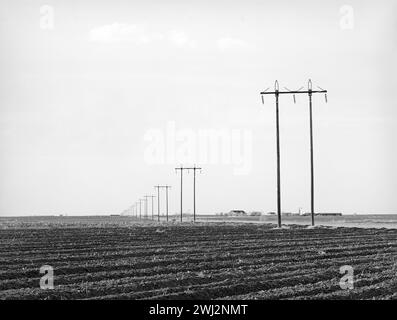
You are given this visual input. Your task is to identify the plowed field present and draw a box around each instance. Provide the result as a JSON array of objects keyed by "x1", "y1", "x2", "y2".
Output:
[{"x1": 0, "y1": 217, "x2": 396, "y2": 300}]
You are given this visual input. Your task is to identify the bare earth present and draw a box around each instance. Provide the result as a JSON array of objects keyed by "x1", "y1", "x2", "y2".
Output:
[{"x1": 0, "y1": 216, "x2": 396, "y2": 300}]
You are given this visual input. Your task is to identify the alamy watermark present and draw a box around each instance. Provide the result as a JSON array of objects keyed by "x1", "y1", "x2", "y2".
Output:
[
  {"x1": 144, "y1": 121, "x2": 253, "y2": 175},
  {"x1": 339, "y1": 265, "x2": 354, "y2": 290},
  {"x1": 339, "y1": 5, "x2": 354, "y2": 30},
  {"x1": 40, "y1": 5, "x2": 54, "y2": 30},
  {"x1": 40, "y1": 265, "x2": 54, "y2": 289}
]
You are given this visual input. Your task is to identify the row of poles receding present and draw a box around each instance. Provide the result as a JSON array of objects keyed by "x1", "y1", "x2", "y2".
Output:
[
  {"x1": 261, "y1": 79, "x2": 328, "y2": 228},
  {"x1": 123, "y1": 78, "x2": 326, "y2": 228},
  {"x1": 123, "y1": 165, "x2": 202, "y2": 223}
]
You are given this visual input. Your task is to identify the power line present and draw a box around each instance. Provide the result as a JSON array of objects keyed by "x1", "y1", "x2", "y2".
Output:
[
  {"x1": 260, "y1": 79, "x2": 327, "y2": 227},
  {"x1": 154, "y1": 185, "x2": 171, "y2": 222},
  {"x1": 144, "y1": 195, "x2": 153, "y2": 219},
  {"x1": 165, "y1": 186, "x2": 170, "y2": 222},
  {"x1": 175, "y1": 165, "x2": 202, "y2": 222},
  {"x1": 154, "y1": 186, "x2": 161, "y2": 222},
  {"x1": 139, "y1": 198, "x2": 144, "y2": 220},
  {"x1": 145, "y1": 195, "x2": 156, "y2": 220}
]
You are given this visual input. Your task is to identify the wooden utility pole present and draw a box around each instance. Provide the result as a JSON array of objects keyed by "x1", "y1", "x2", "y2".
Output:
[
  {"x1": 154, "y1": 185, "x2": 171, "y2": 222},
  {"x1": 150, "y1": 195, "x2": 156, "y2": 220},
  {"x1": 154, "y1": 186, "x2": 161, "y2": 222},
  {"x1": 175, "y1": 166, "x2": 184, "y2": 222},
  {"x1": 260, "y1": 79, "x2": 327, "y2": 227},
  {"x1": 139, "y1": 199, "x2": 144, "y2": 219},
  {"x1": 175, "y1": 165, "x2": 202, "y2": 222},
  {"x1": 144, "y1": 195, "x2": 152, "y2": 219},
  {"x1": 165, "y1": 186, "x2": 170, "y2": 222},
  {"x1": 306, "y1": 79, "x2": 328, "y2": 226}
]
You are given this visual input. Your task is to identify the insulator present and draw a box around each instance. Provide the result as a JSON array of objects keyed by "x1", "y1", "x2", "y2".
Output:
[
  {"x1": 261, "y1": 95, "x2": 264, "y2": 104},
  {"x1": 308, "y1": 79, "x2": 312, "y2": 91},
  {"x1": 293, "y1": 95, "x2": 296, "y2": 104},
  {"x1": 325, "y1": 94, "x2": 328, "y2": 103}
]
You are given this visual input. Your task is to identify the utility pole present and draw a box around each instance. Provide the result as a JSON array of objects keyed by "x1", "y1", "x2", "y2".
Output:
[
  {"x1": 175, "y1": 165, "x2": 184, "y2": 222},
  {"x1": 192, "y1": 166, "x2": 201, "y2": 222},
  {"x1": 154, "y1": 186, "x2": 161, "y2": 222},
  {"x1": 306, "y1": 79, "x2": 327, "y2": 226},
  {"x1": 139, "y1": 199, "x2": 144, "y2": 219},
  {"x1": 146, "y1": 195, "x2": 156, "y2": 220},
  {"x1": 260, "y1": 79, "x2": 327, "y2": 227},
  {"x1": 165, "y1": 186, "x2": 170, "y2": 222},
  {"x1": 144, "y1": 195, "x2": 152, "y2": 219},
  {"x1": 154, "y1": 185, "x2": 171, "y2": 222},
  {"x1": 175, "y1": 165, "x2": 202, "y2": 222}
]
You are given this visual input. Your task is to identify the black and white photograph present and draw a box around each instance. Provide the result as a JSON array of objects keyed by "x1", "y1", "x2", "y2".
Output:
[{"x1": 0, "y1": 0, "x2": 396, "y2": 311}]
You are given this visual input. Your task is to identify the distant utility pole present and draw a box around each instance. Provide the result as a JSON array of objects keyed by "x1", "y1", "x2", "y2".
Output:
[
  {"x1": 260, "y1": 79, "x2": 327, "y2": 227},
  {"x1": 154, "y1": 186, "x2": 161, "y2": 222},
  {"x1": 154, "y1": 185, "x2": 171, "y2": 222},
  {"x1": 144, "y1": 195, "x2": 152, "y2": 219},
  {"x1": 175, "y1": 165, "x2": 202, "y2": 222},
  {"x1": 165, "y1": 186, "x2": 170, "y2": 222},
  {"x1": 146, "y1": 195, "x2": 156, "y2": 220},
  {"x1": 139, "y1": 199, "x2": 144, "y2": 219},
  {"x1": 175, "y1": 165, "x2": 184, "y2": 222}
]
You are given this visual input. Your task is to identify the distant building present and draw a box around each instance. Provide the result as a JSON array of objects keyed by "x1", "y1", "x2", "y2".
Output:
[
  {"x1": 228, "y1": 210, "x2": 247, "y2": 216},
  {"x1": 249, "y1": 211, "x2": 262, "y2": 216}
]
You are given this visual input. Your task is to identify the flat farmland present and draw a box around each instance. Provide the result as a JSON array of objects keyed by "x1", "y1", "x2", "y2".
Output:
[{"x1": 0, "y1": 217, "x2": 396, "y2": 300}]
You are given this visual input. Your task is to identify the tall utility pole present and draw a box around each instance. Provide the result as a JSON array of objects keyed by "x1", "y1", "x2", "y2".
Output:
[
  {"x1": 175, "y1": 165, "x2": 202, "y2": 222},
  {"x1": 260, "y1": 79, "x2": 327, "y2": 227},
  {"x1": 260, "y1": 81, "x2": 282, "y2": 228},
  {"x1": 306, "y1": 79, "x2": 327, "y2": 226},
  {"x1": 154, "y1": 185, "x2": 171, "y2": 222}
]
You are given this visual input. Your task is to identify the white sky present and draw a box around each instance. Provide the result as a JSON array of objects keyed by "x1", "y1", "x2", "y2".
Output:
[{"x1": 0, "y1": 0, "x2": 396, "y2": 216}]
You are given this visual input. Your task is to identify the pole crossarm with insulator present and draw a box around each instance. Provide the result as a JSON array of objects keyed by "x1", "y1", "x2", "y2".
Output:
[
  {"x1": 154, "y1": 185, "x2": 171, "y2": 222},
  {"x1": 139, "y1": 198, "x2": 145, "y2": 220},
  {"x1": 145, "y1": 195, "x2": 156, "y2": 220},
  {"x1": 260, "y1": 79, "x2": 327, "y2": 228},
  {"x1": 175, "y1": 165, "x2": 202, "y2": 223}
]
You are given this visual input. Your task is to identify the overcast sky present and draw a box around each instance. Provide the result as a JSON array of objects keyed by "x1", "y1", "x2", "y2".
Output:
[{"x1": 0, "y1": 0, "x2": 396, "y2": 216}]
